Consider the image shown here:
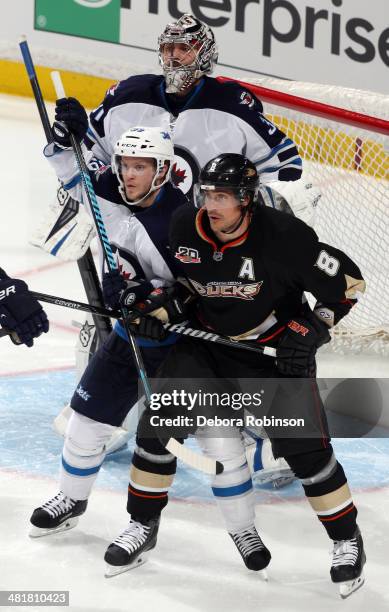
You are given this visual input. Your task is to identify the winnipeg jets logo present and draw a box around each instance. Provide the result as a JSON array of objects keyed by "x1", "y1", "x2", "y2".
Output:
[
  {"x1": 172, "y1": 147, "x2": 200, "y2": 198},
  {"x1": 117, "y1": 260, "x2": 132, "y2": 280},
  {"x1": 106, "y1": 81, "x2": 119, "y2": 96},
  {"x1": 109, "y1": 247, "x2": 138, "y2": 281},
  {"x1": 240, "y1": 91, "x2": 255, "y2": 109},
  {"x1": 171, "y1": 163, "x2": 188, "y2": 188},
  {"x1": 94, "y1": 164, "x2": 110, "y2": 180}
]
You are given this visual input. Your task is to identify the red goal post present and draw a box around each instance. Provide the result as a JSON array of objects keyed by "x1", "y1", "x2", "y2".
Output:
[{"x1": 218, "y1": 76, "x2": 389, "y2": 354}]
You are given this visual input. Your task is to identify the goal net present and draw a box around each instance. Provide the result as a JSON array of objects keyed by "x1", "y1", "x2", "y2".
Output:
[{"x1": 221, "y1": 77, "x2": 389, "y2": 355}]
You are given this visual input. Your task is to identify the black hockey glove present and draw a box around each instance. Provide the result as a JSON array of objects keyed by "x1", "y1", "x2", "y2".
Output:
[
  {"x1": 276, "y1": 314, "x2": 330, "y2": 377},
  {"x1": 125, "y1": 286, "x2": 188, "y2": 342},
  {"x1": 0, "y1": 269, "x2": 49, "y2": 347},
  {"x1": 102, "y1": 270, "x2": 153, "y2": 311},
  {"x1": 52, "y1": 97, "x2": 88, "y2": 149}
]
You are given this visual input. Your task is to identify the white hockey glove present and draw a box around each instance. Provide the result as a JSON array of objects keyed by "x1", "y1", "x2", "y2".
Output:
[
  {"x1": 30, "y1": 185, "x2": 96, "y2": 261},
  {"x1": 264, "y1": 179, "x2": 322, "y2": 226}
]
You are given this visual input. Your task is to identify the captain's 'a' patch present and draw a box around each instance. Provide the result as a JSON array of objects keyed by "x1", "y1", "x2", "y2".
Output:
[{"x1": 238, "y1": 257, "x2": 255, "y2": 280}]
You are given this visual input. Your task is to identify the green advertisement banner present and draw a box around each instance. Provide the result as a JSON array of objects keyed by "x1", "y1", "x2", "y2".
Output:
[{"x1": 34, "y1": 0, "x2": 121, "y2": 43}]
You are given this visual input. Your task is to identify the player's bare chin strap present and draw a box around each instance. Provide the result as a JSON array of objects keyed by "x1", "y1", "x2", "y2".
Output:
[{"x1": 221, "y1": 206, "x2": 250, "y2": 235}]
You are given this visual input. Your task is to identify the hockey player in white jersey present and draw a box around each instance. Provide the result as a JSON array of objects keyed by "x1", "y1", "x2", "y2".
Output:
[
  {"x1": 84, "y1": 13, "x2": 303, "y2": 202},
  {"x1": 29, "y1": 125, "x2": 189, "y2": 535}
]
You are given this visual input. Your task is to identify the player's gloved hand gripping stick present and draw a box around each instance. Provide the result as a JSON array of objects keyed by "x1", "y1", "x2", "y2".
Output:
[{"x1": 49, "y1": 70, "x2": 223, "y2": 476}]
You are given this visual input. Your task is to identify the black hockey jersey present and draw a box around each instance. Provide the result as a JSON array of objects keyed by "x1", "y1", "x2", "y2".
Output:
[
  {"x1": 86, "y1": 75, "x2": 302, "y2": 199},
  {"x1": 169, "y1": 205, "x2": 365, "y2": 339}
]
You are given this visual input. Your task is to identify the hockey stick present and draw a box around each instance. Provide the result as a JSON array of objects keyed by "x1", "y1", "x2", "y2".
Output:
[
  {"x1": 0, "y1": 290, "x2": 276, "y2": 357},
  {"x1": 49, "y1": 71, "x2": 222, "y2": 476},
  {"x1": 18, "y1": 37, "x2": 112, "y2": 346}
]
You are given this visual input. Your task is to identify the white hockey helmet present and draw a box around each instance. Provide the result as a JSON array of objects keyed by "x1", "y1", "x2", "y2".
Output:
[
  {"x1": 112, "y1": 126, "x2": 174, "y2": 206},
  {"x1": 158, "y1": 14, "x2": 218, "y2": 94}
]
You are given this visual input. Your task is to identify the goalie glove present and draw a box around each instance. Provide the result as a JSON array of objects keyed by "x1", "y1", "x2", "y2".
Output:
[
  {"x1": 276, "y1": 313, "x2": 330, "y2": 377},
  {"x1": 125, "y1": 286, "x2": 189, "y2": 342},
  {"x1": 30, "y1": 186, "x2": 96, "y2": 261},
  {"x1": 0, "y1": 269, "x2": 49, "y2": 347}
]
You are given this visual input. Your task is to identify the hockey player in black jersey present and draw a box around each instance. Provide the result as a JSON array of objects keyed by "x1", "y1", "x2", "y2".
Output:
[{"x1": 120, "y1": 154, "x2": 366, "y2": 598}]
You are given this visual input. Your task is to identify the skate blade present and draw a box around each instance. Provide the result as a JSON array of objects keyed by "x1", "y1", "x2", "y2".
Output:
[
  {"x1": 29, "y1": 516, "x2": 79, "y2": 538},
  {"x1": 260, "y1": 569, "x2": 269, "y2": 581},
  {"x1": 339, "y1": 572, "x2": 365, "y2": 599},
  {"x1": 104, "y1": 552, "x2": 149, "y2": 578}
]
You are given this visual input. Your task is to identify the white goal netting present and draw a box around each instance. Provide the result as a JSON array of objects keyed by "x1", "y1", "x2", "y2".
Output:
[{"x1": 239, "y1": 77, "x2": 389, "y2": 355}]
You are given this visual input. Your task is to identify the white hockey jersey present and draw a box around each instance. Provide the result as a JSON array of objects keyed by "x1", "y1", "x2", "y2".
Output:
[
  {"x1": 43, "y1": 143, "x2": 187, "y2": 290},
  {"x1": 86, "y1": 75, "x2": 302, "y2": 201}
]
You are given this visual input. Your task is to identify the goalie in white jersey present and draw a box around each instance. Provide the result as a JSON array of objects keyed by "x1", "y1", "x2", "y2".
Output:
[{"x1": 85, "y1": 13, "x2": 303, "y2": 204}]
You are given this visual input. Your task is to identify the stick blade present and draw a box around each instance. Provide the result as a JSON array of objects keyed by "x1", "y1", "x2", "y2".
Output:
[{"x1": 165, "y1": 438, "x2": 223, "y2": 475}]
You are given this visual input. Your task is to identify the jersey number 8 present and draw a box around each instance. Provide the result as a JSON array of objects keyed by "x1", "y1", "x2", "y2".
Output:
[{"x1": 315, "y1": 250, "x2": 340, "y2": 276}]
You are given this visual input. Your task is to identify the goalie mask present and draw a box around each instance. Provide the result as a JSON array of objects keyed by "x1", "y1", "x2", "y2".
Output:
[
  {"x1": 158, "y1": 14, "x2": 218, "y2": 94},
  {"x1": 112, "y1": 127, "x2": 174, "y2": 206}
]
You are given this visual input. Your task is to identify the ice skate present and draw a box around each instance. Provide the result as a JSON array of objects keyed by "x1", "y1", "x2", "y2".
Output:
[
  {"x1": 104, "y1": 517, "x2": 160, "y2": 577},
  {"x1": 230, "y1": 525, "x2": 271, "y2": 578},
  {"x1": 330, "y1": 526, "x2": 366, "y2": 598},
  {"x1": 29, "y1": 492, "x2": 87, "y2": 537}
]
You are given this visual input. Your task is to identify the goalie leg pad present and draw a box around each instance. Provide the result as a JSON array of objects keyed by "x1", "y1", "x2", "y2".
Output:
[
  {"x1": 60, "y1": 411, "x2": 117, "y2": 500},
  {"x1": 30, "y1": 186, "x2": 96, "y2": 262}
]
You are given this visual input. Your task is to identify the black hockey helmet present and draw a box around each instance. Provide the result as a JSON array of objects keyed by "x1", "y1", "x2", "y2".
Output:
[{"x1": 194, "y1": 154, "x2": 259, "y2": 208}]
